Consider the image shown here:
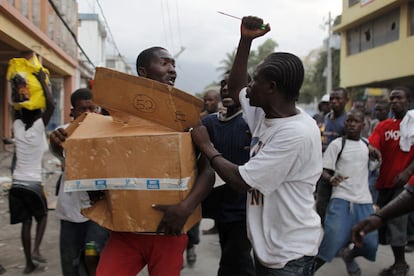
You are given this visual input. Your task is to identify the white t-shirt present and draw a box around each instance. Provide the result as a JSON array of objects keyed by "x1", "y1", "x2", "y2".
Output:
[
  {"x1": 238, "y1": 88, "x2": 323, "y2": 269},
  {"x1": 55, "y1": 172, "x2": 91, "y2": 223},
  {"x1": 13, "y1": 118, "x2": 48, "y2": 182},
  {"x1": 323, "y1": 137, "x2": 372, "y2": 204},
  {"x1": 53, "y1": 124, "x2": 91, "y2": 223}
]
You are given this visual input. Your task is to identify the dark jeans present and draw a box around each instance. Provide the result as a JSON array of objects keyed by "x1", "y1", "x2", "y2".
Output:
[
  {"x1": 254, "y1": 256, "x2": 315, "y2": 276},
  {"x1": 315, "y1": 177, "x2": 331, "y2": 224},
  {"x1": 60, "y1": 220, "x2": 109, "y2": 276},
  {"x1": 407, "y1": 212, "x2": 414, "y2": 242},
  {"x1": 217, "y1": 220, "x2": 255, "y2": 276},
  {"x1": 187, "y1": 222, "x2": 200, "y2": 248}
]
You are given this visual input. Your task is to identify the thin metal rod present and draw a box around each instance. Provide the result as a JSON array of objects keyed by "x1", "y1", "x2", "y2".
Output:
[{"x1": 217, "y1": 11, "x2": 242, "y2": 20}]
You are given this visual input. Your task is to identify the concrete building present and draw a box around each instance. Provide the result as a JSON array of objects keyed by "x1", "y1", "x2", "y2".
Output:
[
  {"x1": 78, "y1": 13, "x2": 106, "y2": 69},
  {"x1": 106, "y1": 54, "x2": 132, "y2": 74},
  {"x1": 333, "y1": 0, "x2": 414, "y2": 93},
  {"x1": 0, "y1": 4, "x2": 131, "y2": 153},
  {"x1": 0, "y1": 0, "x2": 83, "y2": 141},
  {"x1": 78, "y1": 13, "x2": 131, "y2": 75}
]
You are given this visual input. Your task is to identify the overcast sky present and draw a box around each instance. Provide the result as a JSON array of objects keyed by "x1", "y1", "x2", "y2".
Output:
[{"x1": 78, "y1": 0, "x2": 342, "y2": 94}]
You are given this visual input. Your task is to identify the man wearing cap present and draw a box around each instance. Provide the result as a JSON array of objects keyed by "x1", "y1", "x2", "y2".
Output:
[{"x1": 313, "y1": 94, "x2": 330, "y2": 128}]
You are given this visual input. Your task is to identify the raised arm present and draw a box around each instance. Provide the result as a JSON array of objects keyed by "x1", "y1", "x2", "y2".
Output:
[
  {"x1": 227, "y1": 16, "x2": 270, "y2": 105},
  {"x1": 33, "y1": 69, "x2": 55, "y2": 126}
]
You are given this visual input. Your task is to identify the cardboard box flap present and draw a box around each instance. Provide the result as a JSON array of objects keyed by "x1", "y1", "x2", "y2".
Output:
[
  {"x1": 93, "y1": 67, "x2": 203, "y2": 132},
  {"x1": 64, "y1": 112, "x2": 88, "y2": 137},
  {"x1": 64, "y1": 112, "x2": 176, "y2": 140}
]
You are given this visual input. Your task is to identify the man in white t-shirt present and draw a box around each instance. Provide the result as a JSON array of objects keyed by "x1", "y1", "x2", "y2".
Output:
[
  {"x1": 8, "y1": 66, "x2": 55, "y2": 274},
  {"x1": 314, "y1": 109, "x2": 378, "y2": 275},
  {"x1": 191, "y1": 16, "x2": 323, "y2": 275},
  {"x1": 50, "y1": 88, "x2": 109, "y2": 276}
]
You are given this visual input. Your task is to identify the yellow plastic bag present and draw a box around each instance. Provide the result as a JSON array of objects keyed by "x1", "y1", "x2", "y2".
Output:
[{"x1": 6, "y1": 54, "x2": 50, "y2": 110}]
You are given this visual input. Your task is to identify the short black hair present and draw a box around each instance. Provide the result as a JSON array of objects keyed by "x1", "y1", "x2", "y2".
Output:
[
  {"x1": 376, "y1": 99, "x2": 390, "y2": 107},
  {"x1": 136, "y1": 46, "x2": 166, "y2": 75},
  {"x1": 392, "y1": 86, "x2": 412, "y2": 103},
  {"x1": 332, "y1": 87, "x2": 349, "y2": 99},
  {"x1": 347, "y1": 109, "x2": 364, "y2": 121},
  {"x1": 70, "y1": 88, "x2": 93, "y2": 107},
  {"x1": 261, "y1": 52, "x2": 304, "y2": 101}
]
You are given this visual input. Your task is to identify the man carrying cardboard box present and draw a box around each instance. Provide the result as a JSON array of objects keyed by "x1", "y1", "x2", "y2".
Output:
[{"x1": 89, "y1": 47, "x2": 214, "y2": 276}]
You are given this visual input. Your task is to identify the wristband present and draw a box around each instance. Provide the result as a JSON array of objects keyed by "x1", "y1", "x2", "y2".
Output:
[
  {"x1": 209, "y1": 153, "x2": 222, "y2": 165},
  {"x1": 371, "y1": 213, "x2": 386, "y2": 222}
]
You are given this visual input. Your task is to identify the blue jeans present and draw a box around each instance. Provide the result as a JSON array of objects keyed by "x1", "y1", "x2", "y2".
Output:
[
  {"x1": 318, "y1": 198, "x2": 378, "y2": 262},
  {"x1": 254, "y1": 256, "x2": 315, "y2": 276}
]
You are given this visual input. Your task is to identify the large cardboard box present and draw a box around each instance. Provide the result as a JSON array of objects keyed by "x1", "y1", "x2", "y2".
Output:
[
  {"x1": 93, "y1": 67, "x2": 203, "y2": 132},
  {"x1": 63, "y1": 68, "x2": 204, "y2": 233}
]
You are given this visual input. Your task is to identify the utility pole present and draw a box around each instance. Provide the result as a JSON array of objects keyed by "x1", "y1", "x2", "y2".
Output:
[{"x1": 326, "y1": 12, "x2": 332, "y2": 95}]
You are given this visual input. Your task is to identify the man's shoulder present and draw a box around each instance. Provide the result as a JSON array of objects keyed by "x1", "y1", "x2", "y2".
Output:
[
  {"x1": 326, "y1": 136, "x2": 343, "y2": 151},
  {"x1": 376, "y1": 118, "x2": 397, "y2": 129},
  {"x1": 32, "y1": 117, "x2": 46, "y2": 130},
  {"x1": 13, "y1": 118, "x2": 24, "y2": 127},
  {"x1": 201, "y1": 113, "x2": 218, "y2": 125}
]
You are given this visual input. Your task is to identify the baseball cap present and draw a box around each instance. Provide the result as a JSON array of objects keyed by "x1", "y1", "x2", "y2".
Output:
[{"x1": 321, "y1": 94, "x2": 330, "y2": 103}]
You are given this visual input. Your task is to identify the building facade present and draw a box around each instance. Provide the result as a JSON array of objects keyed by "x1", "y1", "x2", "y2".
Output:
[
  {"x1": 0, "y1": 0, "x2": 85, "y2": 145},
  {"x1": 78, "y1": 13, "x2": 131, "y2": 76},
  {"x1": 334, "y1": 0, "x2": 414, "y2": 92}
]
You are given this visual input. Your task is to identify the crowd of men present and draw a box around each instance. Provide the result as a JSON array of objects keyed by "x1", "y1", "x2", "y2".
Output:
[{"x1": 2, "y1": 15, "x2": 414, "y2": 276}]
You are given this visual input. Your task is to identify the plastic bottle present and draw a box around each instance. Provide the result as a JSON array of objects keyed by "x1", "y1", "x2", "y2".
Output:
[{"x1": 85, "y1": 241, "x2": 98, "y2": 256}]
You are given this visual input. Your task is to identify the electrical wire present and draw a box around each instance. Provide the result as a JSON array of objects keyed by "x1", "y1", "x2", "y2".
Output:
[
  {"x1": 164, "y1": 0, "x2": 176, "y2": 54},
  {"x1": 161, "y1": 0, "x2": 185, "y2": 58},
  {"x1": 174, "y1": 0, "x2": 183, "y2": 49},
  {"x1": 160, "y1": 0, "x2": 171, "y2": 51},
  {"x1": 94, "y1": 0, "x2": 132, "y2": 72},
  {"x1": 47, "y1": 0, "x2": 95, "y2": 68},
  {"x1": 95, "y1": 0, "x2": 122, "y2": 57}
]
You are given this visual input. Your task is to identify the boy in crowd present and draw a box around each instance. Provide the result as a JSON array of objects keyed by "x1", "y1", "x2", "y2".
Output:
[
  {"x1": 201, "y1": 73, "x2": 254, "y2": 275},
  {"x1": 49, "y1": 88, "x2": 109, "y2": 276},
  {"x1": 314, "y1": 109, "x2": 378, "y2": 275}
]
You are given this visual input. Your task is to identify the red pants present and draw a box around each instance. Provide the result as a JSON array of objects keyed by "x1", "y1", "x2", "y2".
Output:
[{"x1": 97, "y1": 232, "x2": 188, "y2": 276}]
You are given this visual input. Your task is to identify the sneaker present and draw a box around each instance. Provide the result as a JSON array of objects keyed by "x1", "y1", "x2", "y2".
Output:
[
  {"x1": 379, "y1": 263, "x2": 409, "y2": 276},
  {"x1": 405, "y1": 244, "x2": 414, "y2": 253},
  {"x1": 405, "y1": 241, "x2": 414, "y2": 253},
  {"x1": 202, "y1": 225, "x2": 218, "y2": 235},
  {"x1": 339, "y1": 247, "x2": 361, "y2": 276},
  {"x1": 186, "y1": 246, "x2": 197, "y2": 266}
]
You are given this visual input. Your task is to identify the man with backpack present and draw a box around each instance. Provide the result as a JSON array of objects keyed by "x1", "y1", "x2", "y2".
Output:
[{"x1": 314, "y1": 109, "x2": 379, "y2": 276}]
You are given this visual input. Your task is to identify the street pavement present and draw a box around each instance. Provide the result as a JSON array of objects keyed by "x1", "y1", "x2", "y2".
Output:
[{"x1": 1, "y1": 148, "x2": 414, "y2": 275}]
